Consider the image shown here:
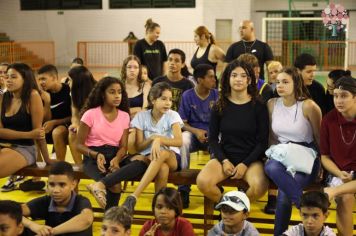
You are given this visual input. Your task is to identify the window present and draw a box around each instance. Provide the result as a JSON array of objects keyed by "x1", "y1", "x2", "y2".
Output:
[
  {"x1": 109, "y1": 0, "x2": 195, "y2": 9},
  {"x1": 20, "y1": 0, "x2": 102, "y2": 10}
]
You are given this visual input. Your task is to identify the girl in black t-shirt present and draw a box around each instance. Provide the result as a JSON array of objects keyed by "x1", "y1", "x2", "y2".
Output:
[
  {"x1": 133, "y1": 18, "x2": 167, "y2": 80},
  {"x1": 196, "y1": 60, "x2": 269, "y2": 203}
]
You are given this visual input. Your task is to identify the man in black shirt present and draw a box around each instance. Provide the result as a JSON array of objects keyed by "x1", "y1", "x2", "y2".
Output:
[
  {"x1": 226, "y1": 20, "x2": 273, "y2": 80},
  {"x1": 152, "y1": 49, "x2": 194, "y2": 111},
  {"x1": 38, "y1": 65, "x2": 72, "y2": 161},
  {"x1": 294, "y1": 53, "x2": 326, "y2": 115}
]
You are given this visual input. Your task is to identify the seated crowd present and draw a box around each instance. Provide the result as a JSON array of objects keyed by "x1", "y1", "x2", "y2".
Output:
[{"x1": 0, "y1": 21, "x2": 355, "y2": 236}]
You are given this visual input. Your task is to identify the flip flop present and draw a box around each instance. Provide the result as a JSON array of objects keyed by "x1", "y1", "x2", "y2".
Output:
[{"x1": 86, "y1": 183, "x2": 107, "y2": 209}]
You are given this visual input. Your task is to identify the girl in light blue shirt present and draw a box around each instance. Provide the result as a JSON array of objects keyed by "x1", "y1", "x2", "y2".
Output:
[{"x1": 122, "y1": 82, "x2": 183, "y2": 214}]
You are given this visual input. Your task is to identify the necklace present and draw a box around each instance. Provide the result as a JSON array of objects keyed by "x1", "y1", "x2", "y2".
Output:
[
  {"x1": 151, "y1": 110, "x2": 160, "y2": 125},
  {"x1": 339, "y1": 125, "x2": 356, "y2": 145},
  {"x1": 243, "y1": 40, "x2": 256, "y2": 53}
]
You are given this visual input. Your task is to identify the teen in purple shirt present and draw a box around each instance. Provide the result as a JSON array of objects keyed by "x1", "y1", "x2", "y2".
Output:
[{"x1": 178, "y1": 64, "x2": 218, "y2": 208}]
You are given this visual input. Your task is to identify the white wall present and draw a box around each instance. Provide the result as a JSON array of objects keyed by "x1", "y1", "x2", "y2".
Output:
[
  {"x1": 0, "y1": 0, "x2": 255, "y2": 65},
  {"x1": 0, "y1": 0, "x2": 206, "y2": 65},
  {"x1": 203, "y1": 0, "x2": 252, "y2": 42}
]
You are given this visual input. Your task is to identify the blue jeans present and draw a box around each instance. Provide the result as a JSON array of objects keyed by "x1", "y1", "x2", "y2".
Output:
[
  {"x1": 264, "y1": 157, "x2": 320, "y2": 236},
  {"x1": 178, "y1": 131, "x2": 208, "y2": 193}
]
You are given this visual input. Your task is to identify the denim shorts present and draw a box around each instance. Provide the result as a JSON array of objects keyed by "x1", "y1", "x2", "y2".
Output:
[{"x1": 10, "y1": 144, "x2": 36, "y2": 166}]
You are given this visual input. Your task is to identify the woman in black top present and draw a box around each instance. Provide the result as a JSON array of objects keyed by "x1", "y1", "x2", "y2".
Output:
[
  {"x1": 197, "y1": 60, "x2": 269, "y2": 203},
  {"x1": 191, "y1": 26, "x2": 225, "y2": 73},
  {"x1": 0, "y1": 63, "x2": 50, "y2": 178},
  {"x1": 133, "y1": 18, "x2": 167, "y2": 80}
]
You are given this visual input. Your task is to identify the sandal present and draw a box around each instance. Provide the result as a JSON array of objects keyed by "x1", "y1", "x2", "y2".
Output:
[{"x1": 86, "y1": 183, "x2": 107, "y2": 209}]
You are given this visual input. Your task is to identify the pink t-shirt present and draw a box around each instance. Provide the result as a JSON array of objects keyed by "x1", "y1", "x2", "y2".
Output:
[{"x1": 81, "y1": 107, "x2": 130, "y2": 147}]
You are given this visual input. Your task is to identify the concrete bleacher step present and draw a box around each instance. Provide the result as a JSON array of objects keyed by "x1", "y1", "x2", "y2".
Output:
[{"x1": 0, "y1": 35, "x2": 47, "y2": 69}]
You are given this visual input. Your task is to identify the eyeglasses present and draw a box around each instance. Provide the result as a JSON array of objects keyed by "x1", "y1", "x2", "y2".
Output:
[{"x1": 220, "y1": 195, "x2": 247, "y2": 211}]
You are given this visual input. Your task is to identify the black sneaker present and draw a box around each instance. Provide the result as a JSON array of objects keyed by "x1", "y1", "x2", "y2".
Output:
[
  {"x1": 19, "y1": 179, "x2": 46, "y2": 192},
  {"x1": 264, "y1": 196, "x2": 277, "y2": 215},
  {"x1": 1, "y1": 178, "x2": 16, "y2": 192},
  {"x1": 1, "y1": 175, "x2": 25, "y2": 192},
  {"x1": 122, "y1": 195, "x2": 136, "y2": 214},
  {"x1": 180, "y1": 191, "x2": 190, "y2": 209}
]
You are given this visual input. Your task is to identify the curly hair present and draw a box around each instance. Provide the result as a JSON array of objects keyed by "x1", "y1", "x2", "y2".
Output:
[
  {"x1": 3, "y1": 63, "x2": 40, "y2": 112},
  {"x1": 80, "y1": 76, "x2": 129, "y2": 117},
  {"x1": 120, "y1": 55, "x2": 144, "y2": 91},
  {"x1": 216, "y1": 60, "x2": 258, "y2": 113}
]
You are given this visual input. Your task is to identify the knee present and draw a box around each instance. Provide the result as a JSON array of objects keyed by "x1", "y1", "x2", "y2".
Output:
[
  {"x1": 52, "y1": 126, "x2": 68, "y2": 139},
  {"x1": 157, "y1": 150, "x2": 172, "y2": 161},
  {"x1": 248, "y1": 178, "x2": 268, "y2": 200},
  {"x1": 197, "y1": 174, "x2": 211, "y2": 193},
  {"x1": 264, "y1": 160, "x2": 280, "y2": 177}
]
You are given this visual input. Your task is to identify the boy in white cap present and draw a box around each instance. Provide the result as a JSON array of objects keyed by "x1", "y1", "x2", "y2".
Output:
[{"x1": 208, "y1": 191, "x2": 259, "y2": 236}]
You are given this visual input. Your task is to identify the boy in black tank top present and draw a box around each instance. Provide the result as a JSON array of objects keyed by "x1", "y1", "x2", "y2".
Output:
[{"x1": 37, "y1": 65, "x2": 72, "y2": 161}]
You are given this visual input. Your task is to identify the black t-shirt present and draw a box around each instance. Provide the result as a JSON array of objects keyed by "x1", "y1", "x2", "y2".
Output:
[
  {"x1": 209, "y1": 99, "x2": 269, "y2": 166},
  {"x1": 152, "y1": 76, "x2": 193, "y2": 111},
  {"x1": 260, "y1": 83, "x2": 274, "y2": 103},
  {"x1": 50, "y1": 83, "x2": 72, "y2": 120},
  {"x1": 27, "y1": 194, "x2": 92, "y2": 236},
  {"x1": 306, "y1": 80, "x2": 326, "y2": 115},
  {"x1": 133, "y1": 39, "x2": 167, "y2": 80},
  {"x1": 225, "y1": 40, "x2": 274, "y2": 79},
  {"x1": 325, "y1": 91, "x2": 334, "y2": 115}
]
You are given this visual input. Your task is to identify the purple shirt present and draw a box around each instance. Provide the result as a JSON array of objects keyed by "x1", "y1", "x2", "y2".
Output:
[{"x1": 178, "y1": 88, "x2": 218, "y2": 131}]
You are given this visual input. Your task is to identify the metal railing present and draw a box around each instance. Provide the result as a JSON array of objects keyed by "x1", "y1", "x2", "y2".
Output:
[
  {"x1": 0, "y1": 41, "x2": 55, "y2": 69},
  {"x1": 77, "y1": 40, "x2": 356, "y2": 71}
]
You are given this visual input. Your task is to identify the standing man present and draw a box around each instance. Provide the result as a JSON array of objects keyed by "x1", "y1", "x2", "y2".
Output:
[{"x1": 226, "y1": 20, "x2": 273, "y2": 80}]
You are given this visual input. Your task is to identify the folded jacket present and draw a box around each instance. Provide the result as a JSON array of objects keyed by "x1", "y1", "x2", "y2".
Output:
[{"x1": 265, "y1": 143, "x2": 317, "y2": 177}]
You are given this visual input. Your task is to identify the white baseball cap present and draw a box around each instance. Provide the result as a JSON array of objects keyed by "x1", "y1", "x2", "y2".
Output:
[{"x1": 215, "y1": 191, "x2": 250, "y2": 212}]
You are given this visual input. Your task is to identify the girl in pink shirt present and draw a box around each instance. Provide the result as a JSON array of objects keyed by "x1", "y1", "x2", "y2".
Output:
[
  {"x1": 77, "y1": 77, "x2": 133, "y2": 210},
  {"x1": 139, "y1": 187, "x2": 194, "y2": 236}
]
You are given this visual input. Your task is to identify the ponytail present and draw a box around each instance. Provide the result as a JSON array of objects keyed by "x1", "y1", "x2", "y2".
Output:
[{"x1": 145, "y1": 18, "x2": 160, "y2": 33}]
